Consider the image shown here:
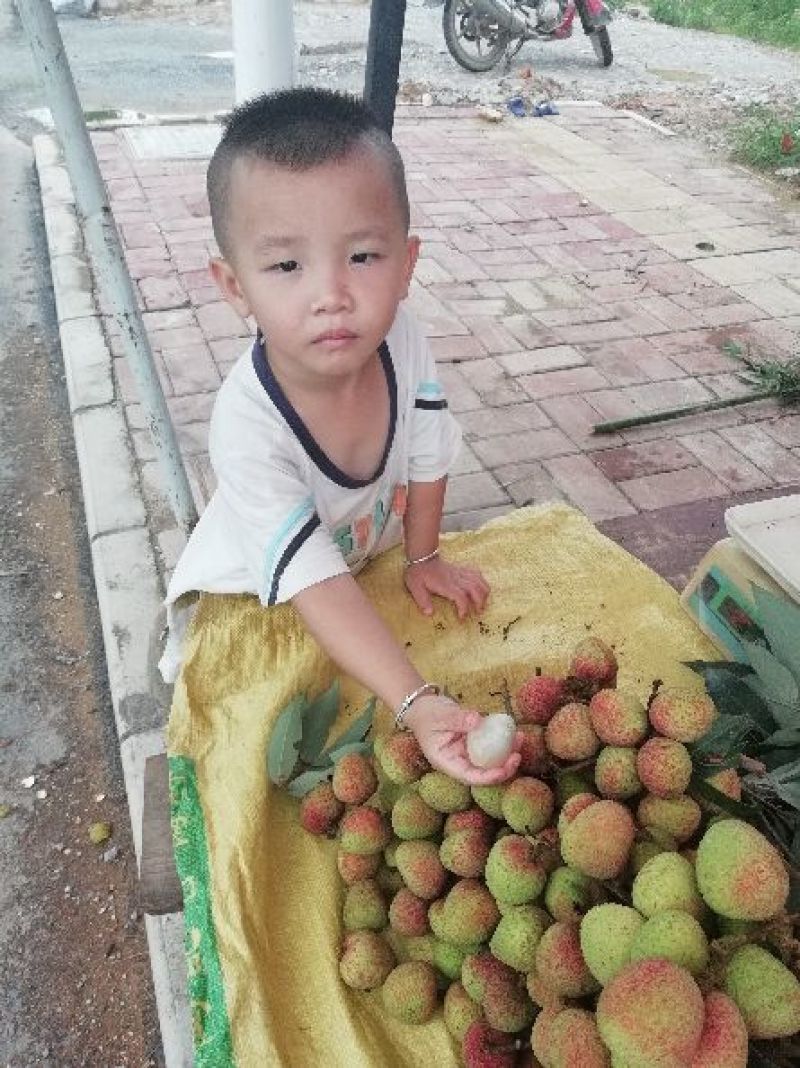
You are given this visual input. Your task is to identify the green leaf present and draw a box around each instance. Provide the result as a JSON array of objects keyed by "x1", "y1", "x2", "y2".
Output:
[
  {"x1": 741, "y1": 642, "x2": 800, "y2": 729},
  {"x1": 766, "y1": 757, "x2": 800, "y2": 811},
  {"x1": 267, "y1": 694, "x2": 306, "y2": 785},
  {"x1": 690, "y1": 713, "x2": 757, "y2": 764},
  {"x1": 758, "y1": 726, "x2": 800, "y2": 750},
  {"x1": 327, "y1": 739, "x2": 374, "y2": 764},
  {"x1": 686, "y1": 662, "x2": 773, "y2": 735},
  {"x1": 299, "y1": 680, "x2": 341, "y2": 764},
  {"x1": 285, "y1": 767, "x2": 333, "y2": 799},
  {"x1": 752, "y1": 585, "x2": 800, "y2": 686},
  {"x1": 322, "y1": 697, "x2": 376, "y2": 758}
]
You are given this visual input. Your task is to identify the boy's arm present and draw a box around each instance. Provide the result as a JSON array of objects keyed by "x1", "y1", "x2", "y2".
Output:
[
  {"x1": 292, "y1": 573, "x2": 519, "y2": 785},
  {"x1": 403, "y1": 477, "x2": 490, "y2": 619}
]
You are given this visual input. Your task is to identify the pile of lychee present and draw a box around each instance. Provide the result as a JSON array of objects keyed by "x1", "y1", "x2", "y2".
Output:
[{"x1": 298, "y1": 637, "x2": 800, "y2": 1067}]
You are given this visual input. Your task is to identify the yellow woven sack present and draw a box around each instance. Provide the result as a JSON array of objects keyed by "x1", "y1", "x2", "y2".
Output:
[{"x1": 168, "y1": 504, "x2": 717, "y2": 1067}]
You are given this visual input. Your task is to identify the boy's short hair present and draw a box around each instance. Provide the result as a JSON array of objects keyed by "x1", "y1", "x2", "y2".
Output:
[{"x1": 207, "y1": 88, "x2": 410, "y2": 260}]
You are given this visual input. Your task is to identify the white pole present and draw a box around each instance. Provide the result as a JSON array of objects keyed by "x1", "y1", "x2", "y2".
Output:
[{"x1": 233, "y1": 0, "x2": 296, "y2": 104}]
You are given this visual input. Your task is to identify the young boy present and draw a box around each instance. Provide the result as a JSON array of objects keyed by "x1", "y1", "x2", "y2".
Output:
[{"x1": 162, "y1": 88, "x2": 520, "y2": 786}]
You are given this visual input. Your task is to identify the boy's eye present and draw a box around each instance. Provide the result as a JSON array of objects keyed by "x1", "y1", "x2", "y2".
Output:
[
  {"x1": 271, "y1": 260, "x2": 298, "y2": 273},
  {"x1": 351, "y1": 251, "x2": 378, "y2": 265}
]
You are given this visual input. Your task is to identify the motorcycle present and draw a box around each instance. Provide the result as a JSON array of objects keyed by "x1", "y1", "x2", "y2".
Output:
[{"x1": 442, "y1": 0, "x2": 613, "y2": 72}]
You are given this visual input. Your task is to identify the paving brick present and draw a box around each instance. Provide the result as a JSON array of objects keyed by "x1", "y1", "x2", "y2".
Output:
[
  {"x1": 445, "y1": 298, "x2": 511, "y2": 319},
  {"x1": 538, "y1": 393, "x2": 622, "y2": 450},
  {"x1": 160, "y1": 342, "x2": 221, "y2": 395},
  {"x1": 138, "y1": 275, "x2": 189, "y2": 312},
  {"x1": 498, "y1": 346, "x2": 586, "y2": 377},
  {"x1": 763, "y1": 415, "x2": 800, "y2": 448},
  {"x1": 124, "y1": 249, "x2": 173, "y2": 280},
  {"x1": 590, "y1": 440, "x2": 697, "y2": 481},
  {"x1": 167, "y1": 392, "x2": 216, "y2": 427},
  {"x1": 492, "y1": 459, "x2": 568, "y2": 506},
  {"x1": 678, "y1": 431, "x2": 772, "y2": 491},
  {"x1": 460, "y1": 316, "x2": 521, "y2": 354},
  {"x1": 519, "y1": 365, "x2": 609, "y2": 399},
  {"x1": 502, "y1": 317, "x2": 561, "y2": 352},
  {"x1": 423, "y1": 243, "x2": 489, "y2": 282},
  {"x1": 618, "y1": 466, "x2": 728, "y2": 511},
  {"x1": 196, "y1": 301, "x2": 249, "y2": 341},
  {"x1": 649, "y1": 331, "x2": 740, "y2": 374},
  {"x1": 445, "y1": 471, "x2": 510, "y2": 513},
  {"x1": 692, "y1": 250, "x2": 800, "y2": 286},
  {"x1": 718, "y1": 425, "x2": 800, "y2": 484},
  {"x1": 458, "y1": 357, "x2": 529, "y2": 406},
  {"x1": 428, "y1": 335, "x2": 486, "y2": 362},
  {"x1": 619, "y1": 377, "x2": 713, "y2": 414},
  {"x1": 692, "y1": 301, "x2": 769, "y2": 327},
  {"x1": 458, "y1": 401, "x2": 551, "y2": 440},
  {"x1": 584, "y1": 337, "x2": 686, "y2": 385},
  {"x1": 450, "y1": 442, "x2": 483, "y2": 475},
  {"x1": 437, "y1": 365, "x2": 482, "y2": 413},
  {"x1": 442, "y1": 504, "x2": 514, "y2": 530},
  {"x1": 542, "y1": 453, "x2": 637, "y2": 520},
  {"x1": 471, "y1": 427, "x2": 575, "y2": 467},
  {"x1": 733, "y1": 281, "x2": 800, "y2": 317},
  {"x1": 502, "y1": 280, "x2": 550, "y2": 312}
]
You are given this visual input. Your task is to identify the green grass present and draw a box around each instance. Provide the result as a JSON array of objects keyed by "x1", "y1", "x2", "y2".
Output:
[
  {"x1": 648, "y1": 0, "x2": 800, "y2": 50},
  {"x1": 730, "y1": 107, "x2": 800, "y2": 174}
]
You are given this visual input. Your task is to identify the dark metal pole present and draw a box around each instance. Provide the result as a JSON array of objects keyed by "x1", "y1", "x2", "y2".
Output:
[{"x1": 364, "y1": 0, "x2": 407, "y2": 136}]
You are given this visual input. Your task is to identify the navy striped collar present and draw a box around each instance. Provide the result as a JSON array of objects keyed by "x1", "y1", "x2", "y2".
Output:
[{"x1": 251, "y1": 334, "x2": 397, "y2": 489}]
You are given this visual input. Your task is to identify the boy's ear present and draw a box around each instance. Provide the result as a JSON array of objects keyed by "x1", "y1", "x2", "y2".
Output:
[
  {"x1": 209, "y1": 256, "x2": 252, "y2": 319},
  {"x1": 402, "y1": 235, "x2": 421, "y2": 297}
]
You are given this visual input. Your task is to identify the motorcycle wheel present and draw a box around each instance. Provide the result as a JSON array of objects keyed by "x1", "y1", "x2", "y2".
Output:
[
  {"x1": 442, "y1": 0, "x2": 512, "y2": 73},
  {"x1": 590, "y1": 27, "x2": 613, "y2": 67}
]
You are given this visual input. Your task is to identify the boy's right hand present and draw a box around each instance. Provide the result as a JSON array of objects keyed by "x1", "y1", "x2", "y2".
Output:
[{"x1": 402, "y1": 695, "x2": 522, "y2": 786}]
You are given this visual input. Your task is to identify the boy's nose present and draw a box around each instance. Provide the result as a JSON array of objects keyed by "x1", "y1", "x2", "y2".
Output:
[{"x1": 312, "y1": 266, "x2": 353, "y2": 314}]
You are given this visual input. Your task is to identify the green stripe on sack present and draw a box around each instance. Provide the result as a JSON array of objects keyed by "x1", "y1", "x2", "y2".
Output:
[{"x1": 169, "y1": 755, "x2": 235, "y2": 1067}]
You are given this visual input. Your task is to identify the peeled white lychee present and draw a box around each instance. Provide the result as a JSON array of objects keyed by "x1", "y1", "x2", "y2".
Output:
[{"x1": 467, "y1": 713, "x2": 516, "y2": 768}]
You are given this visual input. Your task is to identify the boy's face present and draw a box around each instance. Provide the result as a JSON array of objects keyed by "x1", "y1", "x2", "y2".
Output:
[{"x1": 211, "y1": 148, "x2": 419, "y2": 389}]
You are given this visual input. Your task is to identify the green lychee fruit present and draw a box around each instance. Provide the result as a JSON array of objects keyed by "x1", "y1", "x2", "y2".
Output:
[
  {"x1": 531, "y1": 1006, "x2": 559, "y2": 1066},
  {"x1": 395, "y1": 839, "x2": 447, "y2": 900},
  {"x1": 501, "y1": 777, "x2": 554, "y2": 834},
  {"x1": 471, "y1": 783, "x2": 507, "y2": 819},
  {"x1": 440, "y1": 878, "x2": 501, "y2": 947},
  {"x1": 331, "y1": 751, "x2": 377, "y2": 805},
  {"x1": 440, "y1": 827, "x2": 491, "y2": 878},
  {"x1": 597, "y1": 959, "x2": 705, "y2": 1067},
  {"x1": 338, "y1": 930, "x2": 395, "y2": 990},
  {"x1": 389, "y1": 887, "x2": 429, "y2": 938},
  {"x1": 636, "y1": 737, "x2": 692, "y2": 799},
  {"x1": 648, "y1": 688, "x2": 717, "y2": 743},
  {"x1": 560, "y1": 800, "x2": 635, "y2": 879},
  {"x1": 427, "y1": 897, "x2": 449, "y2": 943},
  {"x1": 462, "y1": 951, "x2": 517, "y2": 1005},
  {"x1": 489, "y1": 904, "x2": 549, "y2": 972},
  {"x1": 724, "y1": 944, "x2": 800, "y2": 1039},
  {"x1": 696, "y1": 818, "x2": 789, "y2": 921},
  {"x1": 337, "y1": 849, "x2": 381, "y2": 885},
  {"x1": 444, "y1": 806, "x2": 496, "y2": 837},
  {"x1": 485, "y1": 835, "x2": 548, "y2": 905},
  {"x1": 589, "y1": 687, "x2": 648, "y2": 747},
  {"x1": 691, "y1": 990, "x2": 748, "y2": 1068},
  {"x1": 376, "y1": 732, "x2": 429, "y2": 785},
  {"x1": 443, "y1": 981, "x2": 484, "y2": 1043},
  {"x1": 628, "y1": 833, "x2": 674, "y2": 877},
  {"x1": 556, "y1": 791, "x2": 598, "y2": 837},
  {"x1": 382, "y1": 961, "x2": 438, "y2": 1024},
  {"x1": 534, "y1": 921, "x2": 598, "y2": 998},
  {"x1": 462, "y1": 1022, "x2": 517, "y2": 1068},
  {"x1": 629, "y1": 909, "x2": 708, "y2": 975},
  {"x1": 544, "y1": 866, "x2": 603, "y2": 924},
  {"x1": 525, "y1": 966, "x2": 563, "y2": 1010},
  {"x1": 569, "y1": 637, "x2": 618, "y2": 687},
  {"x1": 516, "y1": 674, "x2": 567, "y2": 725},
  {"x1": 517, "y1": 724, "x2": 550, "y2": 776},
  {"x1": 555, "y1": 770, "x2": 595, "y2": 807},
  {"x1": 299, "y1": 781, "x2": 344, "y2": 835},
  {"x1": 342, "y1": 878, "x2": 387, "y2": 931},
  {"x1": 631, "y1": 852, "x2": 705, "y2": 919},
  {"x1": 418, "y1": 770, "x2": 472, "y2": 813},
  {"x1": 533, "y1": 1006, "x2": 611, "y2": 1068},
  {"x1": 482, "y1": 973, "x2": 535, "y2": 1033},
  {"x1": 391, "y1": 788, "x2": 445, "y2": 840},
  {"x1": 594, "y1": 746, "x2": 641, "y2": 800},
  {"x1": 433, "y1": 938, "x2": 470, "y2": 981},
  {"x1": 580, "y1": 903, "x2": 644, "y2": 986},
  {"x1": 338, "y1": 805, "x2": 390, "y2": 854},
  {"x1": 403, "y1": 933, "x2": 435, "y2": 964},
  {"x1": 545, "y1": 702, "x2": 600, "y2": 761},
  {"x1": 637, "y1": 793, "x2": 701, "y2": 844}
]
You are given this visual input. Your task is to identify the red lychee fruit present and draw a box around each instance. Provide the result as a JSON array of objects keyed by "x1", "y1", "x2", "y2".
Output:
[
  {"x1": 462, "y1": 1021, "x2": 518, "y2": 1068},
  {"x1": 332, "y1": 751, "x2": 377, "y2": 805},
  {"x1": 299, "y1": 781, "x2": 344, "y2": 836},
  {"x1": 515, "y1": 674, "x2": 566, "y2": 725},
  {"x1": 517, "y1": 724, "x2": 549, "y2": 776},
  {"x1": 569, "y1": 637, "x2": 618, "y2": 688}
]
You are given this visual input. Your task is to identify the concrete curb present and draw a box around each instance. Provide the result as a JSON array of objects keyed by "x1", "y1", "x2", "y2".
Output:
[{"x1": 33, "y1": 132, "x2": 193, "y2": 1068}]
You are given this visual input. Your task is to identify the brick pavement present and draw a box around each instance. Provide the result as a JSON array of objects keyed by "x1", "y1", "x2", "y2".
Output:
[{"x1": 92, "y1": 104, "x2": 800, "y2": 588}]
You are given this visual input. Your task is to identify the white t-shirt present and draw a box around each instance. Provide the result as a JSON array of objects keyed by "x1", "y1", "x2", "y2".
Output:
[{"x1": 165, "y1": 303, "x2": 462, "y2": 612}]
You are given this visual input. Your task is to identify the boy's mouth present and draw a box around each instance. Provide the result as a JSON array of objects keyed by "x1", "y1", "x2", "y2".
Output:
[{"x1": 313, "y1": 329, "x2": 358, "y2": 346}]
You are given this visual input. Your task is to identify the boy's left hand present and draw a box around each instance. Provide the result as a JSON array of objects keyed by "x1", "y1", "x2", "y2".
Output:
[{"x1": 404, "y1": 556, "x2": 490, "y2": 620}]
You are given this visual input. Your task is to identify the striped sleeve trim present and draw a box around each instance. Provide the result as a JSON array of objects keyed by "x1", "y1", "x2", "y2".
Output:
[
  {"x1": 261, "y1": 497, "x2": 315, "y2": 603},
  {"x1": 267, "y1": 514, "x2": 321, "y2": 606}
]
